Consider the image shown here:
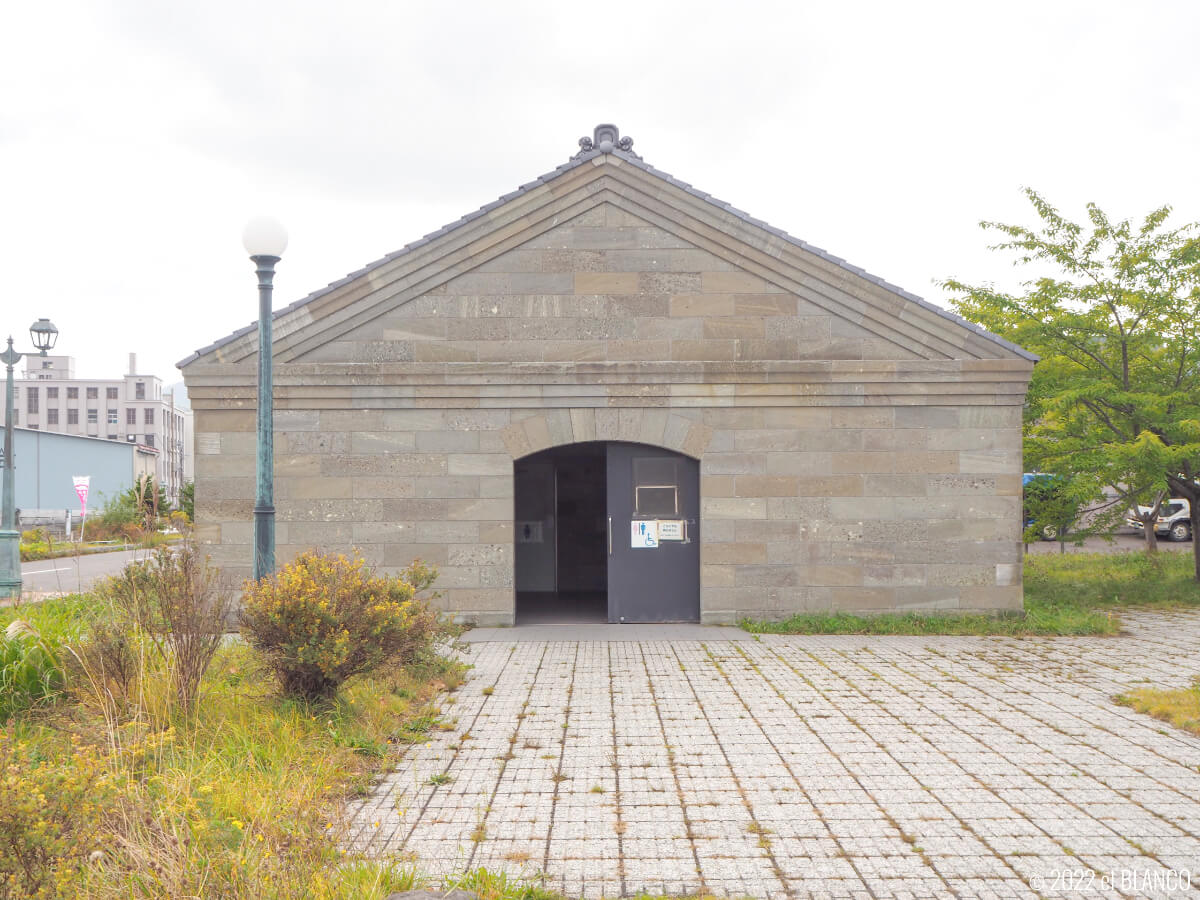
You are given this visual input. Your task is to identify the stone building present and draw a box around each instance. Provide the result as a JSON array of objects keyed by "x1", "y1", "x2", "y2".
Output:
[{"x1": 179, "y1": 125, "x2": 1034, "y2": 625}]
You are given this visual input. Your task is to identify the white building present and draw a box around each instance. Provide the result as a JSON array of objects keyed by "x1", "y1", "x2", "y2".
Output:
[{"x1": 3, "y1": 353, "x2": 193, "y2": 505}]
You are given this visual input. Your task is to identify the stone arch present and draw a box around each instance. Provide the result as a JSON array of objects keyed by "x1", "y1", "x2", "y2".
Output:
[{"x1": 501, "y1": 408, "x2": 713, "y2": 461}]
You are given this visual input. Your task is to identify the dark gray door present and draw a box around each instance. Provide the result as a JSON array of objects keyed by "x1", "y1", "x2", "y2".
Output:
[{"x1": 605, "y1": 442, "x2": 700, "y2": 623}]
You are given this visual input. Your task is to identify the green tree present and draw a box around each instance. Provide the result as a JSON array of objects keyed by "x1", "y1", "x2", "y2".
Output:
[
  {"x1": 123, "y1": 474, "x2": 168, "y2": 530},
  {"x1": 945, "y1": 190, "x2": 1200, "y2": 573},
  {"x1": 177, "y1": 480, "x2": 194, "y2": 522}
]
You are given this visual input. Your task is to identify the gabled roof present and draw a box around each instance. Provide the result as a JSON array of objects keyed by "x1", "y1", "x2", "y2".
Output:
[{"x1": 178, "y1": 126, "x2": 1035, "y2": 368}]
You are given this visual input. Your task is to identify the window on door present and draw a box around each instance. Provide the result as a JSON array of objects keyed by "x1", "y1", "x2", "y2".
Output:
[{"x1": 633, "y1": 456, "x2": 679, "y2": 517}]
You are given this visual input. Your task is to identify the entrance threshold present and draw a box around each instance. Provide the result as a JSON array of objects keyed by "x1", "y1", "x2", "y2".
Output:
[{"x1": 460, "y1": 623, "x2": 755, "y2": 642}]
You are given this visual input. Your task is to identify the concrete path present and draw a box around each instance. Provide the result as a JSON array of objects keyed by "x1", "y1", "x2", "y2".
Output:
[
  {"x1": 349, "y1": 611, "x2": 1200, "y2": 898},
  {"x1": 461, "y1": 623, "x2": 756, "y2": 642}
]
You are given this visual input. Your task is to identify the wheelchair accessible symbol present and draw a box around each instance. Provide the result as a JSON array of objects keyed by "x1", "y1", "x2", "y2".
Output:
[{"x1": 631, "y1": 520, "x2": 658, "y2": 549}]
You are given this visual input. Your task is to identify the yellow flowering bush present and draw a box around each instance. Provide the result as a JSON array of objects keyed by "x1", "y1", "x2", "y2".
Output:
[
  {"x1": 239, "y1": 553, "x2": 446, "y2": 700},
  {"x1": 0, "y1": 732, "x2": 116, "y2": 898}
]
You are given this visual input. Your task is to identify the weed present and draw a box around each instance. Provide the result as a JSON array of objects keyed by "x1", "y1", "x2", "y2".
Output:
[
  {"x1": 1117, "y1": 677, "x2": 1200, "y2": 736},
  {"x1": 427, "y1": 772, "x2": 453, "y2": 786}
]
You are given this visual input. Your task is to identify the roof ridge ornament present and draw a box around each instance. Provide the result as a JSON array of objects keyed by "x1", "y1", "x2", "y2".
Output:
[{"x1": 572, "y1": 123, "x2": 639, "y2": 161}]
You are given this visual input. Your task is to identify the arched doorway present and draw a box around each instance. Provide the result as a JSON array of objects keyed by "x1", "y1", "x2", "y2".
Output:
[{"x1": 514, "y1": 441, "x2": 700, "y2": 624}]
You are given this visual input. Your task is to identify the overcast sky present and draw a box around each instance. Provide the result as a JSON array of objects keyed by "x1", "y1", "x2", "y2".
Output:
[{"x1": 3, "y1": 1, "x2": 1196, "y2": 387}]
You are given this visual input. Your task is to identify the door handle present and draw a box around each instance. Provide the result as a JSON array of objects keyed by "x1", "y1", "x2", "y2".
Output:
[{"x1": 608, "y1": 517, "x2": 612, "y2": 555}]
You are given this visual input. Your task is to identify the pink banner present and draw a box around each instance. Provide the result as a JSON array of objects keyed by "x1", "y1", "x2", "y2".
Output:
[{"x1": 72, "y1": 476, "x2": 90, "y2": 516}]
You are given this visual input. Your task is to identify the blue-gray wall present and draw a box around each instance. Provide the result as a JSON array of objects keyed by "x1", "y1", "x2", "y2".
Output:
[{"x1": 9, "y1": 428, "x2": 137, "y2": 512}]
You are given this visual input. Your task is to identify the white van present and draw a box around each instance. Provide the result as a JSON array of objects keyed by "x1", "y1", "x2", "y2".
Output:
[{"x1": 1127, "y1": 499, "x2": 1193, "y2": 542}]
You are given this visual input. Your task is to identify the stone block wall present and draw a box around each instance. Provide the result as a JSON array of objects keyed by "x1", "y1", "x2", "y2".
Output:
[{"x1": 191, "y1": 384, "x2": 1026, "y2": 625}]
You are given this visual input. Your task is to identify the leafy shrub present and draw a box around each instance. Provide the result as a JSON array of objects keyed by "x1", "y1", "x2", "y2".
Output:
[
  {"x1": 88, "y1": 544, "x2": 232, "y2": 712},
  {"x1": 0, "y1": 621, "x2": 65, "y2": 722},
  {"x1": 62, "y1": 616, "x2": 141, "y2": 720},
  {"x1": 240, "y1": 553, "x2": 446, "y2": 700},
  {"x1": 0, "y1": 732, "x2": 116, "y2": 898}
]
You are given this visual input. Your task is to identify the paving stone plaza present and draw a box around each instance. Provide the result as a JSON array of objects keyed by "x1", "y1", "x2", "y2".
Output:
[{"x1": 349, "y1": 612, "x2": 1200, "y2": 898}]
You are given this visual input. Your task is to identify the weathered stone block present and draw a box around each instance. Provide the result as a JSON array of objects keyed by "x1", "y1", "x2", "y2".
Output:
[
  {"x1": 670, "y1": 294, "x2": 735, "y2": 317},
  {"x1": 702, "y1": 498, "x2": 766, "y2": 519},
  {"x1": 351, "y1": 432, "x2": 418, "y2": 453},
  {"x1": 735, "y1": 476, "x2": 799, "y2": 497},
  {"x1": 278, "y1": 476, "x2": 354, "y2": 500},
  {"x1": 701, "y1": 543, "x2": 767, "y2": 565}
]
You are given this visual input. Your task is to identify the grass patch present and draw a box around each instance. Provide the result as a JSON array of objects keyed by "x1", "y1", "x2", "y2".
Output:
[
  {"x1": 1025, "y1": 550, "x2": 1200, "y2": 609},
  {"x1": 0, "y1": 595, "x2": 469, "y2": 897},
  {"x1": 1116, "y1": 678, "x2": 1200, "y2": 736},
  {"x1": 741, "y1": 551, "x2": 1200, "y2": 636},
  {"x1": 19, "y1": 533, "x2": 182, "y2": 562}
]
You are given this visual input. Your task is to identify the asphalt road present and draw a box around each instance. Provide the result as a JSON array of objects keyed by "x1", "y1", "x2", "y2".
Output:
[
  {"x1": 19, "y1": 548, "x2": 147, "y2": 595},
  {"x1": 1024, "y1": 531, "x2": 1193, "y2": 554}
]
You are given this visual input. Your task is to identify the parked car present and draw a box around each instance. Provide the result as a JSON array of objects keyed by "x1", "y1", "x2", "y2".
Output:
[{"x1": 1127, "y1": 498, "x2": 1193, "y2": 542}]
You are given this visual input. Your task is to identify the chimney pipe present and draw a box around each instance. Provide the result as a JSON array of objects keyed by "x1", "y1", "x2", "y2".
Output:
[{"x1": 128, "y1": 353, "x2": 136, "y2": 375}]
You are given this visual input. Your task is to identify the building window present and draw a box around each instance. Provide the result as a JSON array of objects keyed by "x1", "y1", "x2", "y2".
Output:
[
  {"x1": 41, "y1": 361, "x2": 52, "y2": 369},
  {"x1": 87, "y1": 409, "x2": 98, "y2": 424},
  {"x1": 67, "y1": 387, "x2": 78, "y2": 399},
  {"x1": 47, "y1": 387, "x2": 58, "y2": 400},
  {"x1": 144, "y1": 434, "x2": 155, "y2": 448},
  {"x1": 107, "y1": 409, "x2": 118, "y2": 425},
  {"x1": 106, "y1": 387, "x2": 118, "y2": 400},
  {"x1": 107, "y1": 434, "x2": 117, "y2": 440},
  {"x1": 47, "y1": 408, "x2": 59, "y2": 425},
  {"x1": 144, "y1": 408, "x2": 155, "y2": 425},
  {"x1": 135, "y1": 382, "x2": 145, "y2": 400},
  {"x1": 67, "y1": 408, "x2": 78, "y2": 425},
  {"x1": 86, "y1": 387, "x2": 98, "y2": 400},
  {"x1": 126, "y1": 408, "x2": 136, "y2": 425},
  {"x1": 25, "y1": 388, "x2": 38, "y2": 413}
]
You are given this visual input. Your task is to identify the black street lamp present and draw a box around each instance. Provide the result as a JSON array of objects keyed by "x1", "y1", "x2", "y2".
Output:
[
  {"x1": 243, "y1": 218, "x2": 287, "y2": 582},
  {"x1": 2, "y1": 318, "x2": 60, "y2": 598}
]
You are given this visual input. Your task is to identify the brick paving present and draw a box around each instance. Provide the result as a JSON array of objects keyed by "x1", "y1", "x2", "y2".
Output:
[{"x1": 347, "y1": 611, "x2": 1200, "y2": 898}]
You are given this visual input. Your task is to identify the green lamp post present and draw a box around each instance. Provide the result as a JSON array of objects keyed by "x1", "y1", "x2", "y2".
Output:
[
  {"x1": 243, "y1": 218, "x2": 287, "y2": 582},
  {"x1": 1, "y1": 318, "x2": 60, "y2": 599}
]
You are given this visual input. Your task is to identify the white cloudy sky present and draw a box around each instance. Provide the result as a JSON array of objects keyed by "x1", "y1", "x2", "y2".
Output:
[{"x1": 2, "y1": 1, "x2": 1196, "y2": 386}]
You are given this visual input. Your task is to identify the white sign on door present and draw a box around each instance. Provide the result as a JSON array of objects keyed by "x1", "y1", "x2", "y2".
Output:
[
  {"x1": 630, "y1": 520, "x2": 658, "y2": 548},
  {"x1": 658, "y1": 520, "x2": 685, "y2": 541}
]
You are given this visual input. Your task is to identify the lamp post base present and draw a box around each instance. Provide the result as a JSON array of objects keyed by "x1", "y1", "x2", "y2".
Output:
[{"x1": 0, "y1": 530, "x2": 21, "y2": 600}]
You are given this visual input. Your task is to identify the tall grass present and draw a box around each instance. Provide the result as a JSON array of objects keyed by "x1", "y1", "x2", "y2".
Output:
[
  {"x1": 0, "y1": 622, "x2": 64, "y2": 720},
  {"x1": 0, "y1": 595, "x2": 93, "y2": 721},
  {"x1": 2, "y1": 639, "x2": 464, "y2": 897}
]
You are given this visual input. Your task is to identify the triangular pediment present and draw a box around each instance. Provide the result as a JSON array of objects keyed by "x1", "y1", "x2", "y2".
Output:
[{"x1": 179, "y1": 153, "x2": 1032, "y2": 369}]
